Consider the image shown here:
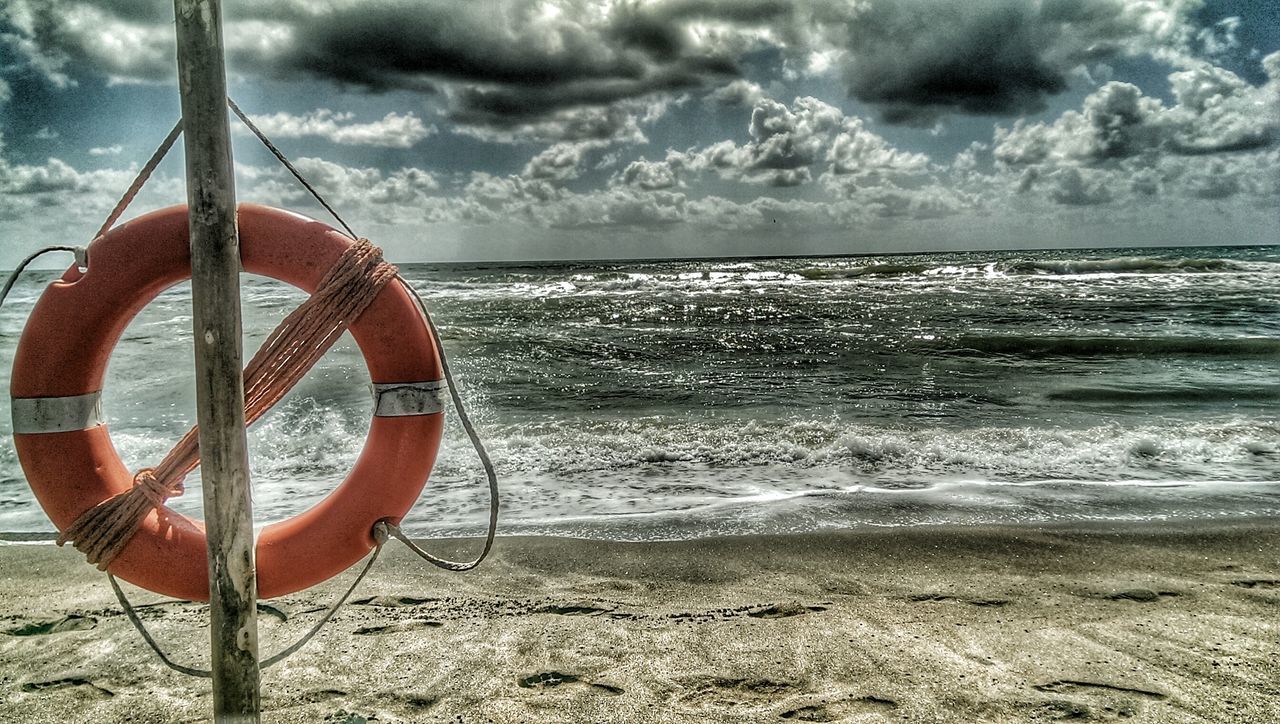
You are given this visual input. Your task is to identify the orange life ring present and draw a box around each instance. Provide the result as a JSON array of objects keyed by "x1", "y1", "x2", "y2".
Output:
[{"x1": 10, "y1": 203, "x2": 445, "y2": 601}]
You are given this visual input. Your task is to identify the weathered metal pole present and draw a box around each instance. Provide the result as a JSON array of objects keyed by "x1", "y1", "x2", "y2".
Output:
[{"x1": 173, "y1": 0, "x2": 260, "y2": 720}]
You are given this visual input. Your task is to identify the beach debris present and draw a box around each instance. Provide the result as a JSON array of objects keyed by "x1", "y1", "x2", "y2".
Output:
[
  {"x1": 1230, "y1": 579, "x2": 1280, "y2": 589},
  {"x1": 20, "y1": 677, "x2": 114, "y2": 698},
  {"x1": 352, "y1": 619, "x2": 443, "y2": 635},
  {"x1": 746, "y1": 601, "x2": 827, "y2": 618},
  {"x1": 1105, "y1": 588, "x2": 1180, "y2": 602},
  {"x1": 1033, "y1": 679, "x2": 1166, "y2": 701},
  {"x1": 3, "y1": 614, "x2": 96, "y2": 636}
]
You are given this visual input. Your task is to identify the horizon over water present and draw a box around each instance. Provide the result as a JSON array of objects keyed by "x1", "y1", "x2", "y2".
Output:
[{"x1": 1, "y1": 243, "x2": 1278, "y2": 541}]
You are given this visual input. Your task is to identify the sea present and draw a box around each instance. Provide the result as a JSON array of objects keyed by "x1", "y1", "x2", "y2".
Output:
[{"x1": 1, "y1": 245, "x2": 1278, "y2": 541}]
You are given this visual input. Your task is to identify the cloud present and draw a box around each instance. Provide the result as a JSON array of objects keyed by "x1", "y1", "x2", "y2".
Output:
[
  {"x1": 3, "y1": 157, "x2": 87, "y2": 195},
  {"x1": 825, "y1": 117, "x2": 929, "y2": 176},
  {"x1": 522, "y1": 141, "x2": 607, "y2": 181},
  {"x1": 994, "y1": 56, "x2": 1278, "y2": 169},
  {"x1": 688, "y1": 95, "x2": 929, "y2": 187},
  {"x1": 984, "y1": 57, "x2": 1279, "y2": 210},
  {"x1": 242, "y1": 110, "x2": 436, "y2": 148},
  {"x1": 1166, "y1": 60, "x2": 1278, "y2": 153},
  {"x1": 993, "y1": 82, "x2": 1168, "y2": 165},
  {"x1": 451, "y1": 98, "x2": 655, "y2": 144},
  {"x1": 268, "y1": 157, "x2": 439, "y2": 203},
  {"x1": 0, "y1": 146, "x2": 181, "y2": 250},
  {"x1": 1045, "y1": 167, "x2": 1114, "y2": 206},
  {"x1": 88, "y1": 144, "x2": 123, "y2": 156},
  {"x1": 617, "y1": 157, "x2": 682, "y2": 190},
  {"x1": 259, "y1": 0, "x2": 743, "y2": 138},
  {"x1": 707, "y1": 79, "x2": 765, "y2": 106}
]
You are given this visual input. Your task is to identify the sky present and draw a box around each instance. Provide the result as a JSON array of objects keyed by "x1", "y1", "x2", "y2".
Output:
[{"x1": 1, "y1": 0, "x2": 1277, "y2": 264}]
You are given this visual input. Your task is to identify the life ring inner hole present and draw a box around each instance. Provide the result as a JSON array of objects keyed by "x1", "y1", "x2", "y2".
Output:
[{"x1": 101, "y1": 273, "x2": 370, "y2": 530}]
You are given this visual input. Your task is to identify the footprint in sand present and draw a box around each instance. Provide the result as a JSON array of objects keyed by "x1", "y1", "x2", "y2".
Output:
[
  {"x1": 668, "y1": 602, "x2": 828, "y2": 624},
  {"x1": 1031, "y1": 679, "x2": 1166, "y2": 720},
  {"x1": 674, "y1": 676, "x2": 798, "y2": 710},
  {"x1": 534, "y1": 601, "x2": 618, "y2": 616},
  {"x1": 20, "y1": 677, "x2": 114, "y2": 698},
  {"x1": 517, "y1": 671, "x2": 623, "y2": 695},
  {"x1": 780, "y1": 695, "x2": 899, "y2": 722},
  {"x1": 1230, "y1": 579, "x2": 1280, "y2": 589},
  {"x1": 296, "y1": 688, "x2": 347, "y2": 705},
  {"x1": 1104, "y1": 588, "x2": 1180, "y2": 602},
  {"x1": 4, "y1": 615, "x2": 97, "y2": 636},
  {"x1": 1033, "y1": 680, "x2": 1165, "y2": 700},
  {"x1": 908, "y1": 593, "x2": 1010, "y2": 607},
  {"x1": 747, "y1": 602, "x2": 827, "y2": 618}
]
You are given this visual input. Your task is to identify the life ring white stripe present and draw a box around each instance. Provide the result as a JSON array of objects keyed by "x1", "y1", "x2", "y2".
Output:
[
  {"x1": 370, "y1": 380, "x2": 447, "y2": 417},
  {"x1": 11, "y1": 392, "x2": 104, "y2": 434}
]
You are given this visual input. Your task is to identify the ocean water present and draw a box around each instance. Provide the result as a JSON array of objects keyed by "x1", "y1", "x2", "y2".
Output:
[{"x1": 1, "y1": 245, "x2": 1278, "y2": 540}]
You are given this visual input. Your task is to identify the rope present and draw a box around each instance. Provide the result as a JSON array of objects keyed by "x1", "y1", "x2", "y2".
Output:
[
  {"x1": 389, "y1": 284, "x2": 500, "y2": 572},
  {"x1": 227, "y1": 98, "x2": 357, "y2": 239},
  {"x1": 96, "y1": 120, "x2": 184, "y2": 241},
  {"x1": 2, "y1": 119, "x2": 179, "y2": 309},
  {"x1": 108, "y1": 521, "x2": 389, "y2": 678},
  {"x1": 58, "y1": 237, "x2": 397, "y2": 567},
  {"x1": 0, "y1": 246, "x2": 87, "y2": 308}
]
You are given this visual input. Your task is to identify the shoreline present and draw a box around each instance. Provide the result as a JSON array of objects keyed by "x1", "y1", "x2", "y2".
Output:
[
  {"x1": 5, "y1": 509, "x2": 1279, "y2": 544},
  {"x1": 1, "y1": 520, "x2": 1277, "y2": 722}
]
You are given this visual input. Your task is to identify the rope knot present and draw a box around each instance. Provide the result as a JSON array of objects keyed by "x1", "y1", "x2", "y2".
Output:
[{"x1": 132, "y1": 469, "x2": 178, "y2": 508}]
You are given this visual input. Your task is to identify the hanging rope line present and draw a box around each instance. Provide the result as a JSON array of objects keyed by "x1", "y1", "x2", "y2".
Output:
[
  {"x1": 0, "y1": 247, "x2": 86, "y2": 308},
  {"x1": 97, "y1": 119, "x2": 185, "y2": 241},
  {"x1": 393, "y1": 285, "x2": 500, "y2": 572},
  {"x1": 0, "y1": 119, "x2": 181, "y2": 308},
  {"x1": 108, "y1": 522, "x2": 390, "y2": 678},
  {"x1": 227, "y1": 98, "x2": 357, "y2": 239}
]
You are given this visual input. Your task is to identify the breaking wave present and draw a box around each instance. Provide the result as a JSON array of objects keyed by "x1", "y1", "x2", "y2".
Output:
[
  {"x1": 795, "y1": 255, "x2": 1263, "y2": 280},
  {"x1": 933, "y1": 335, "x2": 1280, "y2": 358}
]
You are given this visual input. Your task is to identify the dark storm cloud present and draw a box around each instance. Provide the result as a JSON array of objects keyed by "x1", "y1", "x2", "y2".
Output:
[
  {"x1": 269, "y1": 2, "x2": 747, "y2": 135},
  {"x1": 447, "y1": 60, "x2": 733, "y2": 130},
  {"x1": 4, "y1": 0, "x2": 1212, "y2": 135},
  {"x1": 837, "y1": 1, "x2": 1067, "y2": 124},
  {"x1": 825, "y1": 0, "x2": 1198, "y2": 125},
  {"x1": 274, "y1": 3, "x2": 646, "y2": 92}
]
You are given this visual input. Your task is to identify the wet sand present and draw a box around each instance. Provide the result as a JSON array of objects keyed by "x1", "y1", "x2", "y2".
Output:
[{"x1": 1, "y1": 520, "x2": 1277, "y2": 723}]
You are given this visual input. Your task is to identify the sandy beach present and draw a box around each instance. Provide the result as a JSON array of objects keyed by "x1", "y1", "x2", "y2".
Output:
[{"x1": 0, "y1": 520, "x2": 1277, "y2": 723}]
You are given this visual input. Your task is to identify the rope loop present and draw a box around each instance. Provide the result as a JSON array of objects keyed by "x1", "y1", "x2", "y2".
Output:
[{"x1": 109, "y1": 522, "x2": 389, "y2": 679}]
